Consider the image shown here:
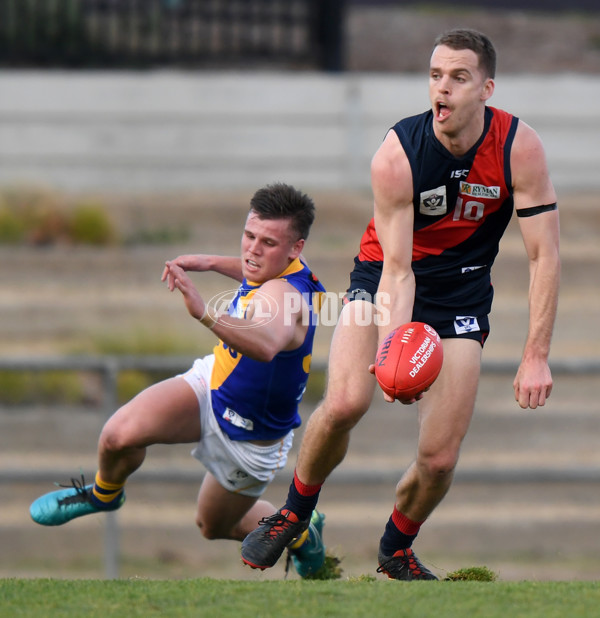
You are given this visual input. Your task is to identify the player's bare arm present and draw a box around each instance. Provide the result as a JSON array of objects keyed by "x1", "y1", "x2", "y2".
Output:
[
  {"x1": 370, "y1": 131, "x2": 418, "y2": 404},
  {"x1": 161, "y1": 254, "x2": 243, "y2": 289},
  {"x1": 221, "y1": 277, "x2": 309, "y2": 359},
  {"x1": 166, "y1": 262, "x2": 307, "y2": 362},
  {"x1": 371, "y1": 130, "x2": 416, "y2": 345},
  {"x1": 511, "y1": 120, "x2": 560, "y2": 409}
]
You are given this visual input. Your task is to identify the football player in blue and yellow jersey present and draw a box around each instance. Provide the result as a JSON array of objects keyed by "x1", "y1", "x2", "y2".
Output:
[{"x1": 30, "y1": 183, "x2": 329, "y2": 578}]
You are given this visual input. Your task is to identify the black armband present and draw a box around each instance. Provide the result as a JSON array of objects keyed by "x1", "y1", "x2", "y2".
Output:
[{"x1": 516, "y1": 203, "x2": 557, "y2": 218}]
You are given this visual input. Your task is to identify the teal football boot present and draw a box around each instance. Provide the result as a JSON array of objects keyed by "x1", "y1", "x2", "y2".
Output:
[
  {"x1": 289, "y1": 510, "x2": 326, "y2": 578},
  {"x1": 30, "y1": 475, "x2": 125, "y2": 526}
]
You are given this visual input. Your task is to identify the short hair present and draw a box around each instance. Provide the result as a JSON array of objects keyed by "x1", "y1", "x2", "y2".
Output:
[
  {"x1": 249, "y1": 182, "x2": 316, "y2": 241},
  {"x1": 433, "y1": 28, "x2": 496, "y2": 79}
]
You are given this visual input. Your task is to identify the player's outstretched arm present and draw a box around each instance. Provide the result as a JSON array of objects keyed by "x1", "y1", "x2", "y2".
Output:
[
  {"x1": 161, "y1": 254, "x2": 243, "y2": 290},
  {"x1": 165, "y1": 261, "x2": 307, "y2": 362}
]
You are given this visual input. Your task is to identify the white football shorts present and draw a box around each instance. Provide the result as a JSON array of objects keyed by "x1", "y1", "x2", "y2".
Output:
[{"x1": 179, "y1": 355, "x2": 294, "y2": 498}]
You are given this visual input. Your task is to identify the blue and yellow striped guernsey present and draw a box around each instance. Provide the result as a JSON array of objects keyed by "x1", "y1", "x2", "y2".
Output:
[{"x1": 211, "y1": 258, "x2": 326, "y2": 441}]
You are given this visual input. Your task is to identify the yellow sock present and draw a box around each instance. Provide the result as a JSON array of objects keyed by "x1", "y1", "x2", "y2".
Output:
[
  {"x1": 92, "y1": 472, "x2": 125, "y2": 505},
  {"x1": 289, "y1": 529, "x2": 309, "y2": 550}
]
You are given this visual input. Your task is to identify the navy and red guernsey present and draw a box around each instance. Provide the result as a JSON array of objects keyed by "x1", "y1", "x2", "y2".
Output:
[{"x1": 358, "y1": 106, "x2": 519, "y2": 282}]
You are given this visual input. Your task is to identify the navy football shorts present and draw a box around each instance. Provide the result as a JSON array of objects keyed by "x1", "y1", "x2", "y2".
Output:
[{"x1": 344, "y1": 257, "x2": 491, "y2": 346}]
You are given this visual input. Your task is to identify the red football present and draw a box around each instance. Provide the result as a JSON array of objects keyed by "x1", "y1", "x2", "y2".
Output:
[{"x1": 375, "y1": 322, "x2": 443, "y2": 400}]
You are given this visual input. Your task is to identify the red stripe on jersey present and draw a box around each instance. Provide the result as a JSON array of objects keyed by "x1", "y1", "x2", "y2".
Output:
[
  {"x1": 357, "y1": 218, "x2": 383, "y2": 261},
  {"x1": 413, "y1": 108, "x2": 512, "y2": 261},
  {"x1": 359, "y1": 107, "x2": 514, "y2": 264}
]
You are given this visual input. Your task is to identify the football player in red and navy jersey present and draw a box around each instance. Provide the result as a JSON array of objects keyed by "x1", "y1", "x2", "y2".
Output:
[{"x1": 242, "y1": 29, "x2": 560, "y2": 581}]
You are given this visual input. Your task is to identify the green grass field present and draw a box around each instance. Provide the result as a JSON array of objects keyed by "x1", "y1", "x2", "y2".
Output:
[{"x1": 2, "y1": 578, "x2": 600, "y2": 618}]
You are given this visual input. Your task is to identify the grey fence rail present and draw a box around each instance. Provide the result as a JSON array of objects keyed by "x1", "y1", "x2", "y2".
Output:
[
  {"x1": 3, "y1": 354, "x2": 600, "y2": 577},
  {"x1": 2, "y1": 353, "x2": 600, "y2": 487}
]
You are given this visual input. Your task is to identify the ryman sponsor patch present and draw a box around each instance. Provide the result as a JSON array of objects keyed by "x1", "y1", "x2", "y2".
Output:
[{"x1": 459, "y1": 182, "x2": 500, "y2": 199}]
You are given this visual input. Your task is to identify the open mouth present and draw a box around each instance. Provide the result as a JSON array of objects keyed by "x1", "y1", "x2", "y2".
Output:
[{"x1": 436, "y1": 101, "x2": 451, "y2": 120}]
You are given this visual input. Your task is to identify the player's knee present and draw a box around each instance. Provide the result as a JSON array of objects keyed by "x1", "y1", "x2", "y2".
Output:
[
  {"x1": 196, "y1": 515, "x2": 224, "y2": 540},
  {"x1": 418, "y1": 449, "x2": 459, "y2": 479},
  {"x1": 196, "y1": 518, "x2": 212, "y2": 539},
  {"x1": 98, "y1": 414, "x2": 134, "y2": 454},
  {"x1": 319, "y1": 394, "x2": 367, "y2": 432}
]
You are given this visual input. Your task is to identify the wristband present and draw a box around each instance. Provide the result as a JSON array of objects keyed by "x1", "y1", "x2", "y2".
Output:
[{"x1": 199, "y1": 306, "x2": 217, "y2": 330}]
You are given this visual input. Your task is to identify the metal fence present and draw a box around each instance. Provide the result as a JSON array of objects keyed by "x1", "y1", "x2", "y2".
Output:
[
  {"x1": 0, "y1": 0, "x2": 345, "y2": 70},
  {"x1": 0, "y1": 1, "x2": 596, "y2": 72},
  {"x1": 3, "y1": 354, "x2": 600, "y2": 578}
]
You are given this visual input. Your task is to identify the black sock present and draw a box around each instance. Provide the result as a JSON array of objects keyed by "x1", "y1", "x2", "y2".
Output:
[
  {"x1": 283, "y1": 471, "x2": 322, "y2": 521},
  {"x1": 379, "y1": 507, "x2": 423, "y2": 555}
]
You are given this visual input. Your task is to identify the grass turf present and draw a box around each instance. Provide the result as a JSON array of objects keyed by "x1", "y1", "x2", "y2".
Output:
[{"x1": 2, "y1": 578, "x2": 600, "y2": 618}]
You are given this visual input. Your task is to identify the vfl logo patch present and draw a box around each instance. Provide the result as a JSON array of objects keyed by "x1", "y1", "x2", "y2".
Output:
[
  {"x1": 222, "y1": 407, "x2": 254, "y2": 431},
  {"x1": 420, "y1": 186, "x2": 447, "y2": 216},
  {"x1": 454, "y1": 316, "x2": 480, "y2": 334}
]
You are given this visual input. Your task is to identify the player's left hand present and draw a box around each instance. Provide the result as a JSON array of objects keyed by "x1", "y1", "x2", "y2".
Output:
[
  {"x1": 367, "y1": 362, "x2": 424, "y2": 405},
  {"x1": 161, "y1": 254, "x2": 214, "y2": 289},
  {"x1": 163, "y1": 261, "x2": 206, "y2": 320},
  {"x1": 513, "y1": 358, "x2": 553, "y2": 409}
]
